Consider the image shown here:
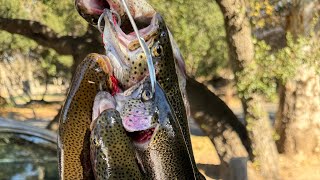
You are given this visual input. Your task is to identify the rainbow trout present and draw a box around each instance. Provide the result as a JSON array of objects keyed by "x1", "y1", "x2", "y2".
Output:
[{"x1": 58, "y1": 54, "x2": 114, "y2": 179}]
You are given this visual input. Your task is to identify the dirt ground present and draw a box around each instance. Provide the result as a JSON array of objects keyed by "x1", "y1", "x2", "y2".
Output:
[{"x1": 0, "y1": 103, "x2": 319, "y2": 180}]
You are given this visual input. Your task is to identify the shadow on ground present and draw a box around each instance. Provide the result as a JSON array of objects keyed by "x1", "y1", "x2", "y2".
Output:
[{"x1": 197, "y1": 163, "x2": 221, "y2": 179}]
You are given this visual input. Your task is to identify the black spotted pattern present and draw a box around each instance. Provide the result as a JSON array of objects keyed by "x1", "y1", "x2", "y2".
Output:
[
  {"x1": 58, "y1": 53, "x2": 110, "y2": 179},
  {"x1": 90, "y1": 109, "x2": 143, "y2": 180},
  {"x1": 136, "y1": 115, "x2": 195, "y2": 179},
  {"x1": 122, "y1": 52, "x2": 149, "y2": 89},
  {"x1": 152, "y1": 14, "x2": 201, "y2": 178}
]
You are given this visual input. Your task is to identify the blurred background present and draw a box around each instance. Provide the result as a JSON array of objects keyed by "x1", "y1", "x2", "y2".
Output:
[{"x1": 0, "y1": 0, "x2": 319, "y2": 179}]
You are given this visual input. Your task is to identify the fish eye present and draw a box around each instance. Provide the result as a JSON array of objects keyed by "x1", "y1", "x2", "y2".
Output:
[
  {"x1": 141, "y1": 89, "x2": 153, "y2": 102},
  {"x1": 160, "y1": 31, "x2": 166, "y2": 37},
  {"x1": 152, "y1": 44, "x2": 163, "y2": 57}
]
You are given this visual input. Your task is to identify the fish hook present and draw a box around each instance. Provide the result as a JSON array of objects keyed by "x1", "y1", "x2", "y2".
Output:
[{"x1": 97, "y1": 9, "x2": 121, "y2": 34}]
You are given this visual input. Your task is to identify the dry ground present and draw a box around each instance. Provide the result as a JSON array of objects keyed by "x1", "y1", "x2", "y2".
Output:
[{"x1": 0, "y1": 103, "x2": 319, "y2": 180}]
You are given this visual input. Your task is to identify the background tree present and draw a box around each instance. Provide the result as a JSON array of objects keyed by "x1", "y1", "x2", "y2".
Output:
[
  {"x1": 214, "y1": 0, "x2": 279, "y2": 179},
  {"x1": 246, "y1": 0, "x2": 320, "y2": 157},
  {"x1": 0, "y1": 0, "x2": 103, "y2": 72},
  {"x1": 274, "y1": 0, "x2": 320, "y2": 156}
]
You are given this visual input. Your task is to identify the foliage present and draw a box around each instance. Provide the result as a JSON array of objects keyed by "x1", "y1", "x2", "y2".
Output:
[
  {"x1": 149, "y1": 0, "x2": 228, "y2": 77},
  {"x1": 0, "y1": 0, "x2": 87, "y2": 35},
  {"x1": 0, "y1": 0, "x2": 82, "y2": 90},
  {"x1": 237, "y1": 31, "x2": 320, "y2": 101},
  {"x1": 37, "y1": 49, "x2": 73, "y2": 80},
  {"x1": 236, "y1": 1, "x2": 320, "y2": 101},
  {"x1": 248, "y1": 0, "x2": 276, "y2": 28},
  {"x1": 247, "y1": 0, "x2": 291, "y2": 30},
  {"x1": 0, "y1": 0, "x2": 86, "y2": 59}
]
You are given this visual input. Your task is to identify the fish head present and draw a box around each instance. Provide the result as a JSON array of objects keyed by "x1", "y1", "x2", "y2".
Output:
[
  {"x1": 109, "y1": 76, "x2": 179, "y2": 149},
  {"x1": 107, "y1": 13, "x2": 174, "y2": 90},
  {"x1": 112, "y1": 77, "x2": 195, "y2": 178},
  {"x1": 111, "y1": 13, "x2": 164, "y2": 89},
  {"x1": 114, "y1": 77, "x2": 157, "y2": 136}
]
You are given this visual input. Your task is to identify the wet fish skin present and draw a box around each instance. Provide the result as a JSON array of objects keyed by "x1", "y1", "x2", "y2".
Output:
[
  {"x1": 90, "y1": 108, "x2": 143, "y2": 180},
  {"x1": 58, "y1": 53, "x2": 112, "y2": 180}
]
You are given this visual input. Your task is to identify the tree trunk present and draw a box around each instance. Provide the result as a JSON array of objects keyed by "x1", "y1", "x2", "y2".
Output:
[
  {"x1": 215, "y1": 0, "x2": 279, "y2": 178},
  {"x1": 276, "y1": 66, "x2": 320, "y2": 155},
  {"x1": 276, "y1": 1, "x2": 320, "y2": 156},
  {"x1": 0, "y1": 64, "x2": 17, "y2": 106}
]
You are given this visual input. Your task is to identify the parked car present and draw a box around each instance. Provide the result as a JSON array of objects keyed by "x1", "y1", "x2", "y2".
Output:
[{"x1": 0, "y1": 118, "x2": 58, "y2": 180}]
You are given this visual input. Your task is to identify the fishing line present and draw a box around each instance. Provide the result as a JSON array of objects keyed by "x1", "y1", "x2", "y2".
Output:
[
  {"x1": 119, "y1": 0, "x2": 156, "y2": 95},
  {"x1": 155, "y1": 84, "x2": 197, "y2": 179}
]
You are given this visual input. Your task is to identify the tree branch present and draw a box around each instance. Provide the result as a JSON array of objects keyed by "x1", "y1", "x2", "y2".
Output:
[
  {"x1": 187, "y1": 77, "x2": 251, "y2": 179},
  {"x1": 187, "y1": 77, "x2": 252, "y2": 158},
  {"x1": 0, "y1": 17, "x2": 75, "y2": 55}
]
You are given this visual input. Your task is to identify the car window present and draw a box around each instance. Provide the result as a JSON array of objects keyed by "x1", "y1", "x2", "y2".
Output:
[{"x1": 0, "y1": 133, "x2": 58, "y2": 180}]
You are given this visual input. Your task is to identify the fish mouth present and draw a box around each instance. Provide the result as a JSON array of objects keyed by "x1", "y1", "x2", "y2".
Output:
[
  {"x1": 75, "y1": 0, "x2": 111, "y2": 24},
  {"x1": 127, "y1": 127, "x2": 156, "y2": 144},
  {"x1": 76, "y1": 0, "x2": 158, "y2": 46},
  {"x1": 114, "y1": 13, "x2": 158, "y2": 49},
  {"x1": 78, "y1": 0, "x2": 110, "y2": 15}
]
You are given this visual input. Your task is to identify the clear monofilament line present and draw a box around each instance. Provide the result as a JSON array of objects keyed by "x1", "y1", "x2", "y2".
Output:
[{"x1": 120, "y1": 0, "x2": 156, "y2": 94}]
